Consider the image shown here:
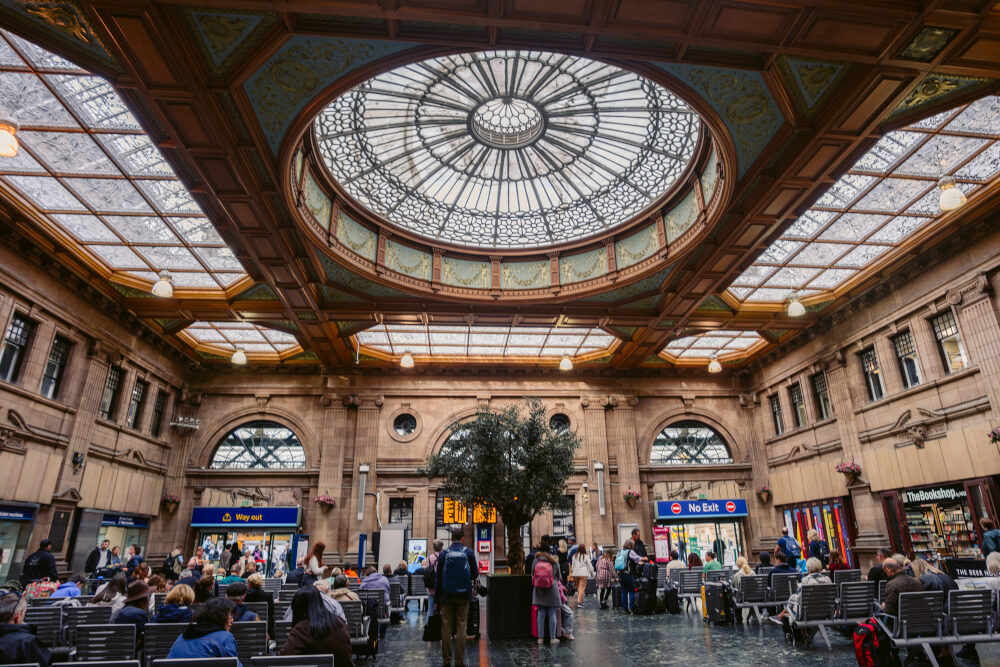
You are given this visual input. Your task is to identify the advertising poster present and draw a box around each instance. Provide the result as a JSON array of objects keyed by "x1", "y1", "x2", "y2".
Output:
[
  {"x1": 652, "y1": 526, "x2": 671, "y2": 562},
  {"x1": 407, "y1": 538, "x2": 428, "y2": 566}
]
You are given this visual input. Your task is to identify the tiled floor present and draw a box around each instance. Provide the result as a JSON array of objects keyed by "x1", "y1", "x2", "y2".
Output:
[{"x1": 374, "y1": 598, "x2": 1000, "y2": 666}]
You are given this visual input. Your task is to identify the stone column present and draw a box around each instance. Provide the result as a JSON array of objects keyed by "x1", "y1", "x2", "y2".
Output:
[
  {"x1": 56, "y1": 339, "x2": 110, "y2": 492},
  {"x1": 952, "y1": 275, "x2": 1000, "y2": 422},
  {"x1": 316, "y1": 394, "x2": 348, "y2": 556},
  {"x1": 909, "y1": 315, "x2": 942, "y2": 384},
  {"x1": 608, "y1": 395, "x2": 644, "y2": 531},
  {"x1": 580, "y1": 395, "x2": 612, "y2": 544},
  {"x1": 157, "y1": 392, "x2": 202, "y2": 552},
  {"x1": 740, "y1": 392, "x2": 775, "y2": 550},
  {"x1": 346, "y1": 395, "x2": 382, "y2": 554},
  {"x1": 824, "y1": 353, "x2": 887, "y2": 568}
]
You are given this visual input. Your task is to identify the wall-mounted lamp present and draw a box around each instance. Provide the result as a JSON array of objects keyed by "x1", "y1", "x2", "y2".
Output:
[
  {"x1": 581, "y1": 481, "x2": 589, "y2": 503},
  {"x1": 72, "y1": 451, "x2": 85, "y2": 473}
]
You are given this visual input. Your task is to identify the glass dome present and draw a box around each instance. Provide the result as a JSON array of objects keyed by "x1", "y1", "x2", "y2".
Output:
[{"x1": 314, "y1": 50, "x2": 701, "y2": 249}]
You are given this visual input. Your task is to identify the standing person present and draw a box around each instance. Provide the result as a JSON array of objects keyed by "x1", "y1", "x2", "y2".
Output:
[
  {"x1": 595, "y1": 548, "x2": 616, "y2": 610},
  {"x1": 566, "y1": 537, "x2": 578, "y2": 559},
  {"x1": 85, "y1": 539, "x2": 112, "y2": 576},
  {"x1": 125, "y1": 545, "x2": 144, "y2": 577},
  {"x1": 826, "y1": 550, "x2": 850, "y2": 574},
  {"x1": 280, "y1": 586, "x2": 353, "y2": 665},
  {"x1": 424, "y1": 540, "x2": 443, "y2": 617},
  {"x1": 434, "y1": 528, "x2": 477, "y2": 666},
  {"x1": 631, "y1": 528, "x2": 647, "y2": 559},
  {"x1": 776, "y1": 527, "x2": 802, "y2": 566},
  {"x1": 712, "y1": 535, "x2": 727, "y2": 565},
  {"x1": 981, "y1": 517, "x2": 1000, "y2": 557},
  {"x1": 589, "y1": 542, "x2": 600, "y2": 570},
  {"x1": 532, "y1": 551, "x2": 561, "y2": 644},
  {"x1": 556, "y1": 538, "x2": 569, "y2": 588},
  {"x1": 303, "y1": 542, "x2": 326, "y2": 586},
  {"x1": 219, "y1": 543, "x2": 233, "y2": 574},
  {"x1": 0, "y1": 586, "x2": 52, "y2": 666},
  {"x1": 109, "y1": 546, "x2": 123, "y2": 569},
  {"x1": 569, "y1": 548, "x2": 594, "y2": 607},
  {"x1": 616, "y1": 539, "x2": 643, "y2": 613},
  {"x1": 20, "y1": 539, "x2": 58, "y2": 586},
  {"x1": 166, "y1": 597, "x2": 241, "y2": 663},
  {"x1": 806, "y1": 530, "x2": 829, "y2": 568}
]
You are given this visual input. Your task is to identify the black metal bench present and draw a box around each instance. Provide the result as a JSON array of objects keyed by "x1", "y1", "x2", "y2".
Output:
[{"x1": 787, "y1": 583, "x2": 839, "y2": 650}]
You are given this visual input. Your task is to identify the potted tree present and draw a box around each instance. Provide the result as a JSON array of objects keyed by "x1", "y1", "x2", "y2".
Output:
[{"x1": 422, "y1": 399, "x2": 579, "y2": 639}]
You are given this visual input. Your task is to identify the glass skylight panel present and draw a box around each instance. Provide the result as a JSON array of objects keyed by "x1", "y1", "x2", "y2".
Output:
[
  {"x1": 660, "y1": 330, "x2": 764, "y2": 361},
  {"x1": 180, "y1": 322, "x2": 301, "y2": 357},
  {"x1": 356, "y1": 324, "x2": 618, "y2": 359},
  {"x1": 0, "y1": 30, "x2": 245, "y2": 292},
  {"x1": 315, "y1": 50, "x2": 701, "y2": 249},
  {"x1": 728, "y1": 95, "x2": 1000, "y2": 302}
]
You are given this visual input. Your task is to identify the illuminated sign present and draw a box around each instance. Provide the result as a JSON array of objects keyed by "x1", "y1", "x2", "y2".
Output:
[
  {"x1": 655, "y1": 498, "x2": 748, "y2": 520},
  {"x1": 190, "y1": 506, "x2": 301, "y2": 528},
  {"x1": 473, "y1": 503, "x2": 497, "y2": 524},
  {"x1": 442, "y1": 497, "x2": 467, "y2": 524}
]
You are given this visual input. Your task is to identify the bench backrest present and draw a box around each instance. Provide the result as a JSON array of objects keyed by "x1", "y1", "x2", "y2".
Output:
[
  {"x1": 231, "y1": 621, "x2": 268, "y2": 665},
  {"x1": 390, "y1": 579, "x2": 404, "y2": 606},
  {"x1": 153, "y1": 593, "x2": 168, "y2": 611},
  {"x1": 277, "y1": 590, "x2": 296, "y2": 603},
  {"x1": 897, "y1": 591, "x2": 944, "y2": 639},
  {"x1": 274, "y1": 600, "x2": 290, "y2": 621},
  {"x1": 144, "y1": 622, "x2": 187, "y2": 666},
  {"x1": 705, "y1": 569, "x2": 727, "y2": 583},
  {"x1": 656, "y1": 567, "x2": 667, "y2": 588},
  {"x1": 262, "y1": 579, "x2": 282, "y2": 595},
  {"x1": 65, "y1": 605, "x2": 113, "y2": 642},
  {"x1": 948, "y1": 589, "x2": 992, "y2": 636},
  {"x1": 244, "y1": 601, "x2": 269, "y2": 623},
  {"x1": 736, "y1": 575, "x2": 768, "y2": 603},
  {"x1": 668, "y1": 568, "x2": 684, "y2": 585},
  {"x1": 76, "y1": 623, "x2": 135, "y2": 661},
  {"x1": 771, "y1": 573, "x2": 799, "y2": 602},
  {"x1": 251, "y1": 656, "x2": 334, "y2": 667},
  {"x1": 839, "y1": 581, "x2": 875, "y2": 619},
  {"x1": 53, "y1": 661, "x2": 139, "y2": 667},
  {"x1": 409, "y1": 575, "x2": 428, "y2": 596},
  {"x1": 272, "y1": 619, "x2": 293, "y2": 652},
  {"x1": 357, "y1": 589, "x2": 387, "y2": 618},
  {"x1": 152, "y1": 659, "x2": 239, "y2": 666},
  {"x1": 24, "y1": 606, "x2": 61, "y2": 646},
  {"x1": 340, "y1": 600, "x2": 365, "y2": 637},
  {"x1": 678, "y1": 570, "x2": 702, "y2": 594},
  {"x1": 877, "y1": 580, "x2": 887, "y2": 602},
  {"x1": 798, "y1": 583, "x2": 838, "y2": 622},
  {"x1": 216, "y1": 584, "x2": 229, "y2": 598},
  {"x1": 833, "y1": 569, "x2": 862, "y2": 584}
]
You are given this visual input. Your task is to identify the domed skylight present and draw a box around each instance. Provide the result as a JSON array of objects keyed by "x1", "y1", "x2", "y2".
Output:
[{"x1": 314, "y1": 50, "x2": 701, "y2": 249}]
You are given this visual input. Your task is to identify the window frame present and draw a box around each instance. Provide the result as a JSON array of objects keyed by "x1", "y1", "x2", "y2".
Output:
[
  {"x1": 788, "y1": 382, "x2": 807, "y2": 428},
  {"x1": 149, "y1": 389, "x2": 168, "y2": 438},
  {"x1": 769, "y1": 394, "x2": 785, "y2": 436},
  {"x1": 551, "y1": 495, "x2": 576, "y2": 538},
  {"x1": 125, "y1": 378, "x2": 148, "y2": 430},
  {"x1": 0, "y1": 313, "x2": 34, "y2": 385},
  {"x1": 891, "y1": 330, "x2": 921, "y2": 389},
  {"x1": 388, "y1": 497, "x2": 414, "y2": 531},
  {"x1": 39, "y1": 335, "x2": 72, "y2": 400},
  {"x1": 811, "y1": 372, "x2": 832, "y2": 420},
  {"x1": 649, "y1": 420, "x2": 734, "y2": 465},
  {"x1": 98, "y1": 365, "x2": 124, "y2": 421},
  {"x1": 208, "y1": 420, "x2": 306, "y2": 470},
  {"x1": 930, "y1": 310, "x2": 968, "y2": 374},
  {"x1": 859, "y1": 345, "x2": 884, "y2": 402}
]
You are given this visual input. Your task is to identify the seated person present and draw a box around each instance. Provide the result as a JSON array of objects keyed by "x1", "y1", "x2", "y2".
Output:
[
  {"x1": 767, "y1": 552, "x2": 795, "y2": 586},
  {"x1": 393, "y1": 560, "x2": 409, "y2": 577},
  {"x1": 881, "y1": 558, "x2": 924, "y2": 617},
  {"x1": 280, "y1": 585, "x2": 353, "y2": 665},
  {"x1": 225, "y1": 581, "x2": 259, "y2": 622},
  {"x1": 50, "y1": 574, "x2": 86, "y2": 599},
  {"x1": 342, "y1": 565, "x2": 360, "y2": 584},
  {"x1": 115, "y1": 581, "x2": 151, "y2": 649},
  {"x1": 826, "y1": 550, "x2": 851, "y2": 574},
  {"x1": 220, "y1": 567, "x2": 245, "y2": 585},
  {"x1": 703, "y1": 551, "x2": 722, "y2": 572},
  {"x1": 665, "y1": 550, "x2": 686, "y2": 572},
  {"x1": 244, "y1": 573, "x2": 275, "y2": 635},
  {"x1": 360, "y1": 565, "x2": 391, "y2": 606},
  {"x1": 755, "y1": 551, "x2": 772, "y2": 573},
  {"x1": 0, "y1": 584, "x2": 51, "y2": 666},
  {"x1": 331, "y1": 574, "x2": 360, "y2": 602},
  {"x1": 167, "y1": 597, "x2": 242, "y2": 665},
  {"x1": 153, "y1": 583, "x2": 195, "y2": 623},
  {"x1": 773, "y1": 557, "x2": 830, "y2": 622}
]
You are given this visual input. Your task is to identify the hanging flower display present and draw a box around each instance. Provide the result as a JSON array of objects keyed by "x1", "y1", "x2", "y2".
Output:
[
  {"x1": 989, "y1": 426, "x2": 1000, "y2": 444},
  {"x1": 314, "y1": 494, "x2": 336, "y2": 512},
  {"x1": 623, "y1": 489, "x2": 640, "y2": 507}
]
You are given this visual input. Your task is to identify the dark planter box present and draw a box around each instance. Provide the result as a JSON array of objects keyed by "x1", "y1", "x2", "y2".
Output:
[{"x1": 486, "y1": 574, "x2": 533, "y2": 639}]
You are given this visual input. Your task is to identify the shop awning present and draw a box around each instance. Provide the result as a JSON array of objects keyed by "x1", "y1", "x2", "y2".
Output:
[
  {"x1": 656, "y1": 499, "x2": 748, "y2": 520},
  {"x1": 0, "y1": 504, "x2": 35, "y2": 521},
  {"x1": 190, "y1": 506, "x2": 301, "y2": 529}
]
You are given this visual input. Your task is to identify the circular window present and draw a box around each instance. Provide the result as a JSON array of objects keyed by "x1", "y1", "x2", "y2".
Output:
[
  {"x1": 549, "y1": 413, "x2": 571, "y2": 433},
  {"x1": 393, "y1": 413, "x2": 417, "y2": 436}
]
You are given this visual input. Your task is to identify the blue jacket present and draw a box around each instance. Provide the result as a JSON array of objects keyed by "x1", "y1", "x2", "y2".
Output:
[
  {"x1": 152, "y1": 604, "x2": 192, "y2": 624},
  {"x1": 114, "y1": 605, "x2": 148, "y2": 640},
  {"x1": 776, "y1": 535, "x2": 802, "y2": 560},
  {"x1": 434, "y1": 542, "x2": 478, "y2": 603},
  {"x1": 360, "y1": 572, "x2": 391, "y2": 606},
  {"x1": 232, "y1": 603, "x2": 258, "y2": 623},
  {"x1": 167, "y1": 627, "x2": 242, "y2": 667},
  {"x1": 49, "y1": 581, "x2": 82, "y2": 598}
]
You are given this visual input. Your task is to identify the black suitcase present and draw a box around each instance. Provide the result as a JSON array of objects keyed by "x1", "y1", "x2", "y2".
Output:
[
  {"x1": 465, "y1": 597, "x2": 481, "y2": 639},
  {"x1": 634, "y1": 577, "x2": 657, "y2": 615},
  {"x1": 612, "y1": 583, "x2": 622, "y2": 609},
  {"x1": 702, "y1": 582, "x2": 733, "y2": 625},
  {"x1": 585, "y1": 578, "x2": 597, "y2": 595},
  {"x1": 664, "y1": 585, "x2": 681, "y2": 614}
]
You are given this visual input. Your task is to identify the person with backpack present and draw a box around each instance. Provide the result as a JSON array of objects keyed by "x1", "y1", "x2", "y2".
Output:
[
  {"x1": 423, "y1": 540, "x2": 443, "y2": 617},
  {"x1": 981, "y1": 517, "x2": 1000, "y2": 557},
  {"x1": 532, "y1": 551, "x2": 562, "y2": 644},
  {"x1": 615, "y1": 539, "x2": 644, "y2": 613},
  {"x1": 434, "y1": 528, "x2": 477, "y2": 666},
  {"x1": 806, "y1": 530, "x2": 830, "y2": 568},
  {"x1": 776, "y1": 527, "x2": 802, "y2": 566}
]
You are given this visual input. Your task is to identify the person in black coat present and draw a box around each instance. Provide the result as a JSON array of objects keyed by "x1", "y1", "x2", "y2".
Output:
[
  {"x1": 631, "y1": 528, "x2": 648, "y2": 559},
  {"x1": 0, "y1": 586, "x2": 51, "y2": 666},
  {"x1": 84, "y1": 539, "x2": 111, "y2": 575},
  {"x1": 20, "y1": 539, "x2": 58, "y2": 586},
  {"x1": 244, "y1": 573, "x2": 275, "y2": 636}
]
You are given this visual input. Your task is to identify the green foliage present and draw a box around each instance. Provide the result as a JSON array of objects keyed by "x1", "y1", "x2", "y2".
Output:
[{"x1": 421, "y1": 399, "x2": 580, "y2": 573}]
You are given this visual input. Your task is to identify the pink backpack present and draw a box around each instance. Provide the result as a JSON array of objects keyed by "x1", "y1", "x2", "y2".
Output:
[{"x1": 532, "y1": 560, "x2": 554, "y2": 589}]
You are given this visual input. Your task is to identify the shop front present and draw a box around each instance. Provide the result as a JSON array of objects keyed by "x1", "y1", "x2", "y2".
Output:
[
  {"x1": 880, "y1": 478, "x2": 998, "y2": 565},
  {"x1": 69, "y1": 509, "x2": 151, "y2": 575},
  {"x1": 780, "y1": 497, "x2": 856, "y2": 567},
  {"x1": 0, "y1": 502, "x2": 36, "y2": 582},
  {"x1": 655, "y1": 498, "x2": 748, "y2": 566},
  {"x1": 190, "y1": 506, "x2": 303, "y2": 577}
]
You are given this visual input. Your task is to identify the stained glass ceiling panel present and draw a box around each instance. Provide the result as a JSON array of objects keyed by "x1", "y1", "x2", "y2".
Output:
[
  {"x1": 356, "y1": 324, "x2": 618, "y2": 359},
  {"x1": 661, "y1": 330, "x2": 765, "y2": 361},
  {"x1": 0, "y1": 30, "x2": 247, "y2": 290},
  {"x1": 180, "y1": 322, "x2": 301, "y2": 356},
  {"x1": 728, "y1": 95, "x2": 1000, "y2": 303}
]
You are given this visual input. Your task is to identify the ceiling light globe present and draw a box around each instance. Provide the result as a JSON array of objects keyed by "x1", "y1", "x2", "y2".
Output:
[
  {"x1": 400, "y1": 352, "x2": 414, "y2": 368},
  {"x1": 786, "y1": 294, "x2": 806, "y2": 318},
  {"x1": 0, "y1": 122, "x2": 18, "y2": 158},
  {"x1": 151, "y1": 270, "x2": 173, "y2": 298},
  {"x1": 708, "y1": 356, "x2": 722, "y2": 373},
  {"x1": 559, "y1": 356, "x2": 573, "y2": 371},
  {"x1": 938, "y1": 176, "x2": 966, "y2": 211},
  {"x1": 231, "y1": 347, "x2": 247, "y2": 365}
]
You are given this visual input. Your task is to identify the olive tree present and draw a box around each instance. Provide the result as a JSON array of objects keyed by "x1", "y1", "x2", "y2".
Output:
[{"x1": 421, "y1": 399, "x2": 579, "y2": 574}]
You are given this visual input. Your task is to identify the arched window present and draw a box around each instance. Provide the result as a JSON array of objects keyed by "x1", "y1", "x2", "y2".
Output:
[
  {"x1": 650, "y1": 420, "x2": 733, "y2": 465},
  {"x1": 209, "y1": 421, "x2": 305, "y2": 469}
]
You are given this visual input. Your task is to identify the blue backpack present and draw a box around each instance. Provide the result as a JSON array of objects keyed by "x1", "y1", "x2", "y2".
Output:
[{"x1": 442, "y1": 548, "x2": 471, "y2": 597}]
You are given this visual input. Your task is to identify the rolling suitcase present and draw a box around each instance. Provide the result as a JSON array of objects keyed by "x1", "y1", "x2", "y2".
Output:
[
  {"x1": 466, "y1": 597, "x2": 481, "y2": 639},
  {"x1": 664, "y1": 585, "x2": 681, "y2": 614},
  {"x1": 634, "y1": 576, "x2": 657, "y2": 615},
  {"x1": 611, "y1": 583, "x2": 622, "y2": 609},
  {"x1": 702, "y1": 582, "x2": 732, "y2": 625}
]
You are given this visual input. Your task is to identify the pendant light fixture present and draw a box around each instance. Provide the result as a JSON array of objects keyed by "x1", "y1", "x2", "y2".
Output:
[
  {"x1": 559, "y1": 356, "x2": 573, "y2": 371},
  {"x1": 0, "y1": 120, "x2": 18, "y2": 158},
  {"x1": 400, "y1": 352, "x2": 414, "y2": 368},
  {"x1": 151, "y1": 270, "x2": 173, "y2": 298},
  {"x1": 707, "y1": 354, "x2": 722, "y2": 373},
  {"x1": 937, "y1": 175, "x2": 967, "y2": 212},
  {"x1": 786, "y1": 292, "x2": 806, "y2": 318},
  {"x1": 231, "y1": 347, "x2": 247, "y2": 365}
]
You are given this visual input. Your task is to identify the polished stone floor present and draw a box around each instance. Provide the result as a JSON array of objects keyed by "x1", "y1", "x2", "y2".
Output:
[{"x1": 373, "y1": 597, "x2": 1000, "y2": 666}]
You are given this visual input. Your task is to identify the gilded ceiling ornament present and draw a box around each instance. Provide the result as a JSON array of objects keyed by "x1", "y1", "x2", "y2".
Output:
[
  {"x1": 904, "y1": 76, "x2": 960, "y2": 107},
  {"x1": 797, "y1": 64, "x2": 837, "y2": 99},
  {"x1": 19, "y1": 0, "x2": 95, "y2": 45},
  {"x1": 197, "y1": 14, "x2": 252, "y2": 57},
  {"x1": 441, "y1": 259, "x2": 490, "y2": 289},
  {"x1": 688, "y1": 69, "x2": 777, "y2": 160},
  {"x1": 898, "y1": 26, "x2": 959, "y2": 62},
  {"x1": 560, "y1": 250, "x2": 607, "y2": 283}
]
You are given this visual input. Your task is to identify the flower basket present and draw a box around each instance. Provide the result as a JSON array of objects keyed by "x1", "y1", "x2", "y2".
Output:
[
  {"x1": 314, "y1": 494, "x2": 336, "y2": 512},
  {"x1": 623, "y1": 489, "x2": 640, "y2": 508},
  {"x1": 161, "y1": 494, "x2": 180, "y2": 513},
  {"x1": 989, "y1": 426, "x2": 1000, "y2": 444},
  {"x1": 835, "y1": 461, "x2": 862, "y2": 484},
  {"x1": 755, "y1": 486, "x2": 771, "y2": 504}
]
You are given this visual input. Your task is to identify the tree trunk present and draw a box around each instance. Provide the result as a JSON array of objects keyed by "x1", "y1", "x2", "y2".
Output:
[{"x1": 507, "y1": 530, "x2": 525, "y2": 574}]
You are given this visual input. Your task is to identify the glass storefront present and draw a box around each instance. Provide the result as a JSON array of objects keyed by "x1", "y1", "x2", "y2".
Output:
[
  {"x1": 781, "y1": 498, "x2": 855, "y2": 567},
  {"x1": 97, "y1": 513, "x2": 150, "y2": 559},
  {"x1": 0, "y1": 503, "x2": 35, "y2": 582},
  {"x1": 197, "y1": 530, "x2": 294, "y2": 576},
  {"x1": 654, "y1": 498, "x2": 749, "y2": 566},
  {"x1": 190, "y1": 506, "x2": 301, "y2": 577},
  {"x1": 884, "y1": 484, "x2": 982, "y2": 560}
]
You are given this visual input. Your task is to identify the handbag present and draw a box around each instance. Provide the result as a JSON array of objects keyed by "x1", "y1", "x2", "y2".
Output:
[
  {"x1": 24, "y1": 578, "x2": 58, "y2": 599},
  {"x1": 422, "y1": 611, "x2": 442, "y2": 642}
]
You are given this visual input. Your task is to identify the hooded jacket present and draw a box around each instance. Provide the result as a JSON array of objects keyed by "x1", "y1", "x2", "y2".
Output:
[
  {"x1": 0, "y1": 623, "x2": 51, "y2": 666},
  {"x1": 20, "y1": 548, "x2": 58, "y2": 585},
  {"x1": 167, "y1": 621, "x2": 242, "y2": 666},
  {"x1": 49, "y1": 581, "x2": 82, "y2": 598},
  {"x1": 360, "y1": 572, "x2": 391, "y2": 606},
  {"x1": 152, "y1": 603, "x2": 193, "y2": 624}
]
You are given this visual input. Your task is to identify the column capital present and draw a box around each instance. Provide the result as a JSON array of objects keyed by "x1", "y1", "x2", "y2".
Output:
[
  {"x1": 950, "y1": 272, "x2": 990, "y2": 308},
  {"x1": 580, "y1": 395, "x2": 610, "y2": 409},
  {"x1": 609, "y1": 394, "x2": 638, "y2": 408},
  {"x1": 320, "y1": 394, "x2": 348, "y2": 409},
  {"x1": 358, "y1": 395, "x2": 384, "y2": 409}
]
